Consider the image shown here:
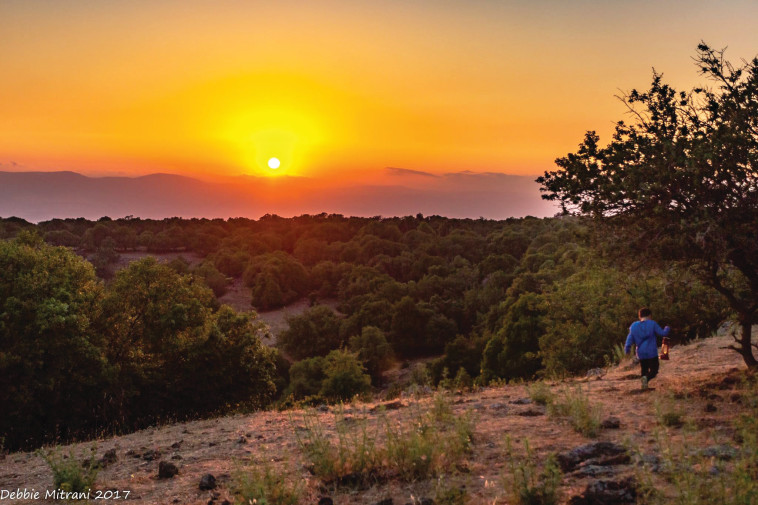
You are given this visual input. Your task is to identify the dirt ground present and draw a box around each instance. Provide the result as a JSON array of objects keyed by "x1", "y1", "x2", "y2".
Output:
[{"x1": 0, "y1": 331, "x2": 751, "y2": 505}]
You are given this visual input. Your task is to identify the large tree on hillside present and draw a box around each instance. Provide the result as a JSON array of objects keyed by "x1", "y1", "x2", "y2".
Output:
[{"x1": 538, "y1": 43, "x2": 758, "y2": 368}]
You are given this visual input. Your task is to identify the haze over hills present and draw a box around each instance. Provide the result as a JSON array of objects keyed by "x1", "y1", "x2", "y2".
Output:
[{"x1": 0, "y1": 170, "x2": 557, "y2": 222}]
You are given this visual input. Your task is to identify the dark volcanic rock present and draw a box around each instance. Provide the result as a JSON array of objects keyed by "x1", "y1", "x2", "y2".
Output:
[
  {"x1": 518, "y1": 407, "x2": 545, "y2": 416},
  {"x1": 100, "y1": 449, "x2": 117, "y2": 466},
  {"x1": 142, "y1": 449, "x2": 160, "y2": 461},
  {"x1": 199, "y1": 473, "x2": 217, "y2": 490},
  {"x1": 375, "y1": 499, "x2": 393, "y2": 505},
  {"x1": 317, "y1": 498, "x2": 333, "y2": 505},
  {"x1": 509, "y1": 397, "x2": 532, "y2": 405},
  {"x1": 557, "y1": 442, "x2": 628, "y2": 472},
  {"x1": 370, "y1": 400, "x2": 405, "y2": 412},
  {"x1": 601, "y1": 417, "x2": 621, "y2": 429},
  {"x1": 158, "y1": 461, "x2": 179, "y2": 479},
  {"x1": 699, "y1": 444, "x2": 738, "y2": 461},
  {"x1": 568, "y1": 477, "x2": 637, "y2": 504}
]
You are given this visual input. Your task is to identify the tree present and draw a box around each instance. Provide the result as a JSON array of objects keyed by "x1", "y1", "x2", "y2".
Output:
[
  {"x1": 278, "y1": 305, "x2": 342, "y2": 360},
  {"x1": 319, "y1": 349, "x2": 372, "y2": 401},
  {"x1": 349, "y1": 326, "x2": 393, "y2": 383},
  {"x1": 538, "y1": 43, "x2": 758, "y2": 368},
  {"x1": 0, "y1": 233, "x2": 107, "y2": 450},
  {"x1": 480, "y1": 292, "x2": 545, "y2": 382}
]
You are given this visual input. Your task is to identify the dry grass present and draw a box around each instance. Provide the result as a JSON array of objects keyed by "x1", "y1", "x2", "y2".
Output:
[{"x1": 0, "y1": 331, "x2": 752, "y2": 504}]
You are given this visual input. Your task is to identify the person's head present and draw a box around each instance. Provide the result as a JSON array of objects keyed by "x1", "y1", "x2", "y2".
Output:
[{"x1": 638, "y1": 307, "x2": 652, "y2": 320}]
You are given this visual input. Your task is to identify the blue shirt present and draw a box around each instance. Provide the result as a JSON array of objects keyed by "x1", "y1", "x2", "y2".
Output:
[{"x1": 625, "y1": 319, "x2": 670, "y2": 360}]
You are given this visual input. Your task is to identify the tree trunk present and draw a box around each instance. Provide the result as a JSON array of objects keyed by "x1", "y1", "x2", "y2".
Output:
[{"x1": 738, "y1": 318, "x2": 757, "y2": 369}]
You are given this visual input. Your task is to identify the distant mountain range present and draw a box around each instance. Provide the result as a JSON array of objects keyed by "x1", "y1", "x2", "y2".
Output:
[{"x1": 0, "y1": 170, "x2": 558, "y2": 222}]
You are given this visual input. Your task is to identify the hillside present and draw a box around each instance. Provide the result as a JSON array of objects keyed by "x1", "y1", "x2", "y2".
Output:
[{"x1": 1, "y1": 330, "x2": 753, "y2": 505}]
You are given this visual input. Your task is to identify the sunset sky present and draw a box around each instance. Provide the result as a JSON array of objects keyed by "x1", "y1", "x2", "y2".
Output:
[{"x1": 1, "y1": 1, "x2": 758, "y2": 217}]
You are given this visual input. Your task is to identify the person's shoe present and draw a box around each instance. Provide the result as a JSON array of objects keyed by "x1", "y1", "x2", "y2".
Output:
[{"x1": 641, "y1": 376, "x2": 649, "y2": 390}]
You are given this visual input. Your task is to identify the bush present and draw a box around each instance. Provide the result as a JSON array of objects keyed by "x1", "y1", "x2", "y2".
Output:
[
  {"x1": 504, "y1": 437, "x2": 562, "y2": 505},
  {"x1": 39, "y1": 446, "x2": 99, "y2": 494},
  {"x1": 283, "y1": 356, "x2": 326, "y2": 400},
  {"x1": 527, "y1": 382, "x2": 554, "y2": 406},
  {"x1": 232, "y1": 461, "x2": 302, "y2": 505},
  {"x1": 294, "y1": 394, "x2": 474, "y2": 486},
  {"x1": 654, "y1": 397, "x2": 685, "y2": 428},
  {"x1": 547, "y1": 386, "x2": 602, "y2": 438},
  {"x1": 319, "y1": 350, "x2": 372, "y2": 402},
  {"x1": 349, "y1": 326, "x2": 393, "y2": 383}
]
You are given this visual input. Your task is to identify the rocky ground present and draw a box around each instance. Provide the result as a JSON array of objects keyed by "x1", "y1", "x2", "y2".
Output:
[{"x1": 0, "y1": 331, "x2": 752, "y2": 505}]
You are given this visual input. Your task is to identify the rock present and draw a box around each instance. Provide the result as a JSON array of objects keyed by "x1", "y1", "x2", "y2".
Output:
[
  {"x1": 699, "y1": 444, "x2": 738, "y2": 461},
  {"x1": 171, "y1": 455, "x2": 182, "y2": 460},
  {"x1": 256, "y1": 435, "x2": 264, "y2": 440},
  {"x1": 601, "y1": 417, "x2": 621, "y2": 429},
  {"x1": 518, "y1": 408, "x2": 545, "y2": 416},
  {"x1": 571, "y1": 464, "x2": 618, "y2": 477},
  {"x1": 370, "y1": 400, "x2": 405, "y2": 412},
  {"x1": 317, "y1": 498, "x2": 333, "y2": 505},
  {"x1": 317, "y1": 404, "x2": 330, "y2": 412},
  {"x1": 158, "y1": 461, "x2": 179, "y2": 479},
  {"x1": 142, "y1": 449, "x2": 160, "y2": 461},
  {"x1": 636, "y1": 453, "x2": 662, "y2": 473},
  {"x1": 375, "y1": 499, "x2": 393, "y2": 505},
  {"x1": 171, "y1": 440, "x2": 183, "y2": 449},
  {"x1": 509, "y1": 397, "x2": 532, "y2": 405},
  {"x1": 489, "y1": 402, "x2": 508, "y2": 411},
  {"x1": 199, "y1": 474, "x2": 217, "y2": 490},
  {"x1": 557, "y1": 442, "x2": 628, "y2": 472},
  {"x1": 100, "y1": 449, "x2": 117, "y2": 466},
  {"x1": 237, "y1": 436, "x2": 247, "y2": 444},
  {"x1": 705, "y1": 403, "x2": 717, "y2": 412},
  {"x1": 586, "y1": 368, "x2": 605, "y2": 378},
  {"x1": 568, "y1": 476, "x2": 637, "y2": 504}
]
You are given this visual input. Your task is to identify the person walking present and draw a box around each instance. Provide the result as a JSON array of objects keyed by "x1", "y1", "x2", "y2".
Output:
[{"x1": 625, "y1": 307, "x2": 670, "y2": 390}]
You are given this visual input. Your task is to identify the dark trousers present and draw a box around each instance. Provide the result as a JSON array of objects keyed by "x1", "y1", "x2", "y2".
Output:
[{"x1": 640, "y1": 357, "x2": 659, "y2": 381}]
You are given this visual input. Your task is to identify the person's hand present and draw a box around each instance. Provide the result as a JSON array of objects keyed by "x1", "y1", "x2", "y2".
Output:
[{"x1": 664, "y1": 325, "x2": 670, "y2": 332}]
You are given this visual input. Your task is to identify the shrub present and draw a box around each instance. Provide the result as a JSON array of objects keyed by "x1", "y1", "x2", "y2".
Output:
[
  {"x1": 294, "y1": 394, "x2": 474, "y2": 486},
  {"x1": 39, "y1": 446, "x2": 99, "y2": 494},
  {"x1": 349, "y1": 326, "x2": 393, "y2": 383},
  {"x1": 232, "y1": 461, "x2": 302, "y2": 505},
  {"x1": 284, "y1": 356, "x2": 326, "y2": 400},
  {"x1": 527, "y1": 382, "x2": 553, "y2": 406},
  {"x1": 547, "y1": 386, "x2": 602, "y2": 438},
  {"x1": 434, "y1": 476, "x2": 468, "y2": 505},
  {"x1": 319, "y1": 349, "x2": 372, "y2": 402},
  {"x1": 453, "y1": 367, "x2": 473, "y2": 392},
  {"x1": 504, "y1": 437, "x2": 562, "y2": 505},
  {"x1": 654, "y1": 397, "x2": 685, "y2": 428},
  {"x1": 293, "y1": 410, "x2": 381, "y2": 485}
]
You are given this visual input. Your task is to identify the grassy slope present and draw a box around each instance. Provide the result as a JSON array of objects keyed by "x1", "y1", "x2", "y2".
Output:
[{"x1": 0, "y1": 330, "x2": 750, "y2": 504}]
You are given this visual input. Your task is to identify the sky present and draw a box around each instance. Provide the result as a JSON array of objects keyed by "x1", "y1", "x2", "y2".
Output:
[{"x1": 1, "y1": 1, "x2": 758, "y2": 218}]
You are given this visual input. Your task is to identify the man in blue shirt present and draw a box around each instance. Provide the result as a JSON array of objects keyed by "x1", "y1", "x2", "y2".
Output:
[{"x1": 625, "y1": 307, "x2": 670, "y2": 389}]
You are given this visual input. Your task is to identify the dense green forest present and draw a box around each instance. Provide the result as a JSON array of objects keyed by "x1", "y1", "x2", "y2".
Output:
[{"x1": 0, "y1": 213, "x2": 729, "y2": 451}]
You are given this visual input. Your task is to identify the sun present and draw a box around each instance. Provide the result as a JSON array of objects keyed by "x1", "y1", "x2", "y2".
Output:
[{"x1": 267, "y1": 157, "x2": 280, "y2": 169}]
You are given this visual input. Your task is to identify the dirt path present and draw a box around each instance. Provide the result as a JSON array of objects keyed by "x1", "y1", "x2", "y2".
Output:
[{"x1": 0, "y1": 332, "x2": 749, "y2": 504}]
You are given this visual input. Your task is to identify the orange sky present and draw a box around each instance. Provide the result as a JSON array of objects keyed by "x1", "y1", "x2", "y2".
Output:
[{"x1": 2, "y1": 0, "x2": 758, "y2": 183}]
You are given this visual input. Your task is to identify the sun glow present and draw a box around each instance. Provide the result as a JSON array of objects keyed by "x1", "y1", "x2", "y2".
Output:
[{"x1": 267, "y1": 157, "x2": 280, "y2": 169}]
